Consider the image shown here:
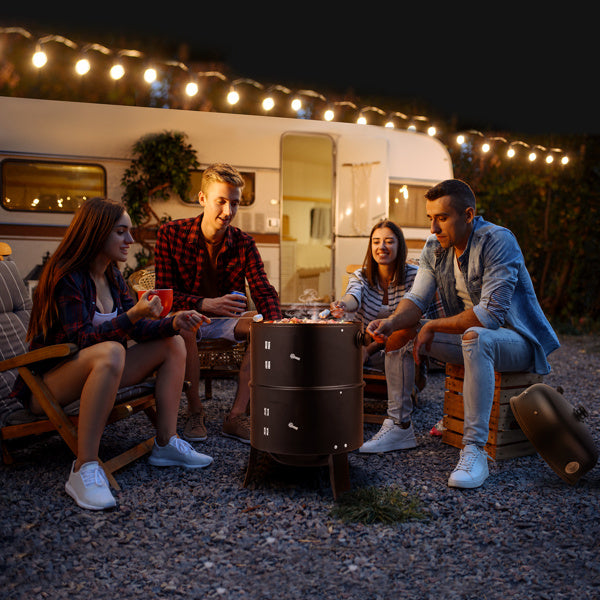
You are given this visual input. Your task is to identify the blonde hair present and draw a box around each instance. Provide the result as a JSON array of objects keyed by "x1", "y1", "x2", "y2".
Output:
[{"x1": 201, "y1": 163, "x2": 244, "y2": 195}]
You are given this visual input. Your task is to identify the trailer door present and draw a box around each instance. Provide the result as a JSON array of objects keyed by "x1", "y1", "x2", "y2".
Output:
[{"x1": 333, "y1": 135, "x2": 389, "y2": 300}]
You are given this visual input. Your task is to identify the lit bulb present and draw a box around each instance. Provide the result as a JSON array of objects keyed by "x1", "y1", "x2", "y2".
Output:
[
  {"x1": 227, "y1": 89, "x2": 240, "y2": 105},
  {"x1": 75, "y1": 58, "x2": 90, "y2": 75},
  {"x1": 110, "y1": 64, "x2": 125, "y2": 80},
  {"x1": 324, "y1": 109, "x2": 334, "y2": 121},
  {"x1": 545, "y1": 154, "x2": 554, "y2": 164},
  {"x1": 357, "y1": 115, "x2": 367, "y2": 125},
  {"x1": 456, "y1": 135, "x2": 465, "y2": 145},
  {"x1": 144, "y1": 68, "x2": 157, "y2": 83},
  {"x1": 291, "y1": 98, "x2": 302, "y2": 111},
  {"x1": 32, "y1": 49, "x2": 47, "y2": 68},
  {"x1": 507, "y1": 148, "x2": 516, "y2": 158},
  {"x1": 385, "y1": 121, "x2": 395, "y2": 128},
  {"x1": 528, "y1": 152, "x2": 537, "y2": 162},
  {"x1": 262, "y1": 96, "x2": 275, "y2": 111},
  {"x1": 407, "y1": 124, "x2": 416, "y2": 131},
  {"x1": 482, "y1": 143, "x2": 490, "y2": 153},
  {"x1": 427, "y1": 126, "x2": 437, "y2": 136},
  {"x1": 561, "y1": 156, "x2": 569, "y2": 165},
  {"x1": 185, "y1": 81, "x2": 199, "y2": 96}
]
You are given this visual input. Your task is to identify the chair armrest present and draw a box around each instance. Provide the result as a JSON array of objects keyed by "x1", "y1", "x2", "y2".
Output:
[{"x1": 0, "y1": 343, "x2": 78, "y2": 372}]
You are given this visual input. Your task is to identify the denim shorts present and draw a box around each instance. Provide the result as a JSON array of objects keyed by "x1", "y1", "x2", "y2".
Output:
[{"x1": 197, "y1": 317, "x2": 239, "y2": 343}]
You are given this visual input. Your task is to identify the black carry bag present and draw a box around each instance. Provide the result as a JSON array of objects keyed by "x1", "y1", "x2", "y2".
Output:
[{"x1": 510, "y1": 383, "x2": 598, "y2": 484}]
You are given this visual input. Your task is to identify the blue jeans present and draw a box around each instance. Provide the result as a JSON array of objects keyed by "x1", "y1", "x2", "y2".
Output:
[
  {"x1": 425, "y1": 325, "x2": 535, "y2": 446},
  {"x1": 374, "y1": 341, "x2": 416, "y2": 424}
]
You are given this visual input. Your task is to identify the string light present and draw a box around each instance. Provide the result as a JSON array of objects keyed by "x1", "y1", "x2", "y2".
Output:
[
  {"x1": 75, "y1": 57, "x2": 90, "y2": 75},
  {"x1": 0, "y1": 26, "x2": 575, "y2": 168},
  {"x1": 143, "y1": 67, "x2": 157, "y2": 84}
]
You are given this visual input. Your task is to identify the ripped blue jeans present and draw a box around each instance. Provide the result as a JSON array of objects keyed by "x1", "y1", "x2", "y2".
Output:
[{"x1": 424, "y1": 325, "x2": 534, "y2": 447}]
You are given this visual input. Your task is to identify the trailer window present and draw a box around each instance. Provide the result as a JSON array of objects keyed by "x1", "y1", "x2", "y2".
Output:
[
  {"x1": 185, "y1": 170, "x2": 255, "y2": 206},
  {"x1": 388, "y1": 183, "x2": 431, "y2": 228},
  {"x1": 1, "y1": 159, "x2": 106, "y2": 213}
]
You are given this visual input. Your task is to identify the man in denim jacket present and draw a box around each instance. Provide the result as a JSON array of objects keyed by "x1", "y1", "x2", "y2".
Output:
[{"x1": 367, "y1": 179, "x2": 559, "y2": 489}]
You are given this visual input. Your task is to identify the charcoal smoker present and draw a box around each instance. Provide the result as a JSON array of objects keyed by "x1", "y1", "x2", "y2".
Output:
[{"x1": 243, "y1": 320, "x2": 365, "y2": 498}]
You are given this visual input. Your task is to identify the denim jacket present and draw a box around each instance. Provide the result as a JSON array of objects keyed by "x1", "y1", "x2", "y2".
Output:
[{"x1": 405, "y1": 216, "x2": 559, "y2": 374}]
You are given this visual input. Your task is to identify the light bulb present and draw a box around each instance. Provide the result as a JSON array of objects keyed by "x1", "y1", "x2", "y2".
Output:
[
  {"x1": 144, "y1": 68, "x2": 157, "y2": 83},
  {"x1": 291, "y1": 98, "x2": 302, "y2": 111},
  {"x1": 507, "y1": 148, "x2": 516, "y2": 158},
  {"x1": 185, "y1": 82, "x2": 199, "y2": 96},
  {"x1": 357, "y1": 115, "x2": 367, "y2": 125},
  {"x1": 110, "y1": 64, "x2": 125, "y2": 80},
  {"x1": 32, "y1": 49, "x2": 47, "y2": 68},
  {"x1": 227, "y1": 89, "x2": 240, "y2": 105},
  {"x1": 324, "y1": 109, "x2": 334, "y2": 121},
  {"x1": 482, "y1": 143, "x2": 490, "y2": 153},
  {"x1": 427, "y1": 126, "x2": 437, "y2": 136},
  {"x1": 528, "y1": 152, "x2": 537, "y2": 162},
  {"x1": 545, "y1": 154, "x2": 554, "y2": 164},
  {"x1": 75, "y1": 58, "x2": 90, "y2": 75},
  {"x1": 262, "y1": 96, "x2": 275, "y2": 111},
  {"x1": 456, "y1": 134, "x2": 465, "y2": 145}
]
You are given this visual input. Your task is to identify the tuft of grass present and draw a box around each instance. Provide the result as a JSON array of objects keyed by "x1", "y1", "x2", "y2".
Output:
[{"x1": 330, "y1": 485, "x2": 428, "y2": 525}]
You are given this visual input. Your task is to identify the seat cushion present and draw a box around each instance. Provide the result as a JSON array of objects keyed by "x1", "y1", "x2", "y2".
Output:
[{"x1": 0, "y1": 260, "x2": 32, "y2": 425}]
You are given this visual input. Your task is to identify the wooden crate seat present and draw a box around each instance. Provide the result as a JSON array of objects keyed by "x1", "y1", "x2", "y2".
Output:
[{"x1": 442, "y1": 363, "x2": 542, "y2": 460}]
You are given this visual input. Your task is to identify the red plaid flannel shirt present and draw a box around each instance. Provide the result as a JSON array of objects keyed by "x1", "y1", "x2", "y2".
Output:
[{"x1": 155, "y1": 215, "x2": 281, "y2": 321}]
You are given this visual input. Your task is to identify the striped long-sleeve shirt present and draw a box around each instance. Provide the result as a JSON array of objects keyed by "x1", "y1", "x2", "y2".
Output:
[{"x1": 345, "y1": 263, "x2": 444, "y2": 327}]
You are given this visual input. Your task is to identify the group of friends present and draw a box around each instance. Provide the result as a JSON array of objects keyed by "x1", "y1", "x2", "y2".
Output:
[{"x1": 11, "y1": 163, "x2": 559, "y2": 510}]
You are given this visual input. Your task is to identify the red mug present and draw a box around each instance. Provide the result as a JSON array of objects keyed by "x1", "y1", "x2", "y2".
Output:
[{"x1": 137, "y1": 288, "x2": 173, "y2": 317}]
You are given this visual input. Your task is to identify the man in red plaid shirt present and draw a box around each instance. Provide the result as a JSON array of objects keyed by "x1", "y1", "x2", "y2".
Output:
[{"x1": 155, "y1": 163, "x2": 281, "y2": 443}]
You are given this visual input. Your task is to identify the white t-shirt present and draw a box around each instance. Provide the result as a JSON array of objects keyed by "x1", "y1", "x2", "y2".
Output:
[{"x1": 454, "y1": 253, "x2": 473, "y2": 310}]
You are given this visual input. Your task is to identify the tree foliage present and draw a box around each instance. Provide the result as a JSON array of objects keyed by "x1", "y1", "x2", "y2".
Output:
[{"x1": 449, "y1": 136, "x2": 600, "y2": 331}]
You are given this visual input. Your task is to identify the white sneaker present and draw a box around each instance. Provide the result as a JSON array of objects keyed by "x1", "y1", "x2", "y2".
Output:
[
  {"x1": 149, "y1": 436, "x2": 213, "y2": 469},
  {"x1": 65, "y1": 461, "x2": 116, "y2": 510},
  {"x1": 359, "y1": 419, "x2": 417, "y2": 453},
  {"x1": 448, "y1": 444, "x2": 490, "y2": 489}
]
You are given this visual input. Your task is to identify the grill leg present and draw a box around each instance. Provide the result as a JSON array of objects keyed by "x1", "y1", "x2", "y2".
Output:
[
  {"x1": 328, "y1": 453, "x2": 350, "y2": 500},
  {"x1": 243, "y1": 445, "x2": 260, "y2": 488}
]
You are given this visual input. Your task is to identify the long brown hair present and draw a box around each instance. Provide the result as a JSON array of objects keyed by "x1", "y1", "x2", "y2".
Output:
[
  {"x1": 362, "y1": 219, "x2": 407, "y2": 288},
  {"x1": 27, "y1": 197, "x2": 126, "y2": 341}
]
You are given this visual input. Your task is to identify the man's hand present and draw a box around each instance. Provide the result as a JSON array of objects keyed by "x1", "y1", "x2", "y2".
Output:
[
  {"x1": 200, "y1": 293, "x2": 247, "y2": 317},
  {"x1": 413, "y1": 322, "x2": 435, "y2": 364},
  {"x1": 366, "y1": 317, "x2": 396, "y2": 343}
]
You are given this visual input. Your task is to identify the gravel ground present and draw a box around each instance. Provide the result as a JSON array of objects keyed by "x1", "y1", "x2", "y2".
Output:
[{"x1": 1, "y1": 334, "x2": 599, "y2": 600}]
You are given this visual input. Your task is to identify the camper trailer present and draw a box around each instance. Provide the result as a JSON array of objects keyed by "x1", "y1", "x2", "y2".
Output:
[{"x1": 0, "y1": 96, "x2": 453, "y2": 304}]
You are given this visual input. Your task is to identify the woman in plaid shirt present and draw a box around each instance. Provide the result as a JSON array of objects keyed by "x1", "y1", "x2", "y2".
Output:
[
  {"x1": 331, "y1": 220, "x2": 443, "y2": 454},
  {"x1": 16, "y1": 197, "x2": 213, "y2": 510}
]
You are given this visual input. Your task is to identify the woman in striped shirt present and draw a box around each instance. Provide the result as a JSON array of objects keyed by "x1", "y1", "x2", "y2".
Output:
[{"x1": 330, "y1": 220, "x2": 434, "y2": 454}]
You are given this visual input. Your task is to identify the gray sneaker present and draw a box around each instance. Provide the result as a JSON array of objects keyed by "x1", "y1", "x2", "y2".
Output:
[
  {"x1": 359, "y1": 419, "x2": 417, "y2": 453},
  {"x1": 448, "y1": 444, "x2": 489, "y2": 489},
  {"x1": 149, "y1": 436, "x2": 213, "y2": 469},
  {"x1": 65, "y1": 461, "x2": 116, "y2": 510}
]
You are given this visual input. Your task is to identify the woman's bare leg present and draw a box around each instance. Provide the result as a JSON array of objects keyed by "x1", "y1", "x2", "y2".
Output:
[
  {"x1": 121, "y1": 336, "x2": 187, "y2": 445},
  {"x1": 38, "y1": 341, "x2": 126, "y2": 470}
]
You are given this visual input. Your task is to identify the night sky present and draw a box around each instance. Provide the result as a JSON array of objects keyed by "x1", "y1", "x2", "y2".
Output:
[{"x1": 2, "y1": 8, "x2": 596, "y2": 137}]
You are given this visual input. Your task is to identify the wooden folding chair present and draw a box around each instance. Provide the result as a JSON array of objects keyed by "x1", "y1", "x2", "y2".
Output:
[
  {"x1": 129, "y1": 266, "x2": 247, "y2": 399},
  {"x1": 0, "y1": 258, "x2": 158, "y2": 490}
]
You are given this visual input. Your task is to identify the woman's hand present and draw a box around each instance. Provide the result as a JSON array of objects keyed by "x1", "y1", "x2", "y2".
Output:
[
  {"x1": 130, "y1": 290, "x2": 163, "y2": 321},
  {"x1": 172, "y1": 310, "x2": 211, "y2": 333}
]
